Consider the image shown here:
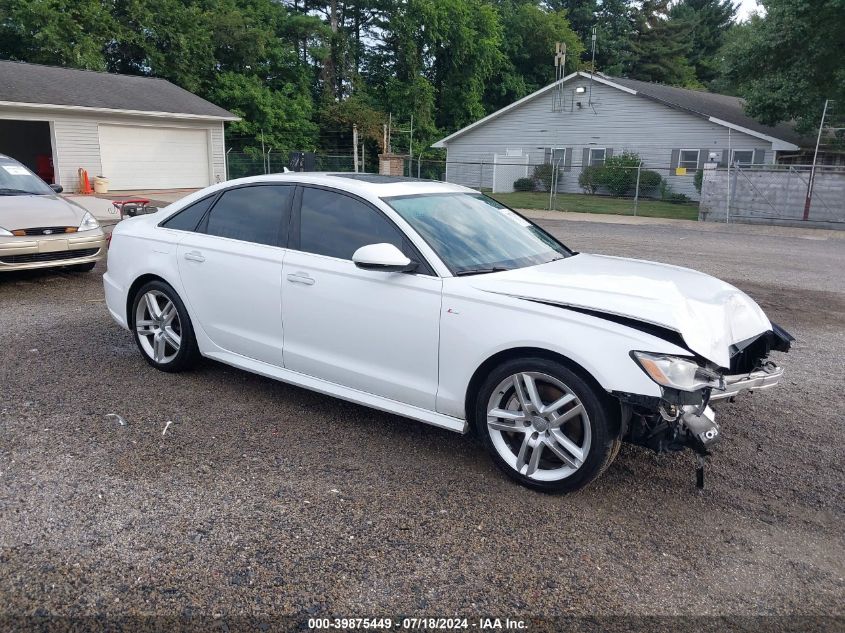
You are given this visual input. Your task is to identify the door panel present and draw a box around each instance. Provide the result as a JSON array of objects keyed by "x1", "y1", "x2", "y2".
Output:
[
  {"x1": 282, "y1": 250, "x2": 442, "y2": 409},
  {"x1": 281, "y1": 186, "x2": 442, "y2": 410},
  {"x1": 177, "y1": 234, "x2": 285, "y2": 365},
  {"x1": 173, "y1": 184, "x2": 292, "y2": 366}
]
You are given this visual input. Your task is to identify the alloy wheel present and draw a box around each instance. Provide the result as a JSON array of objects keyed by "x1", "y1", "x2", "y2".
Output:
[
  {"x1": 135, "y1": 290, "x2": 182, "y2": 364},
  {"x1": 486, "y1": 371, "x2": 591, "y2": 482}
]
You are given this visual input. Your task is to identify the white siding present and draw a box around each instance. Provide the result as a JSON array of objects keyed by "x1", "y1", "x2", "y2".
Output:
[
  {"x1": 442, "y1": 81, "x2": 772, "y2": 200},
  {"x1": 0, "y1": 106, "x2": 227, "y2": 190}
]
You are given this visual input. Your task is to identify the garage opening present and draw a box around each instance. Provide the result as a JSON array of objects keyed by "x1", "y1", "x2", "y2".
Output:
[{"x1": 0, "y1": 119, "x2": 54, "y2": 183}]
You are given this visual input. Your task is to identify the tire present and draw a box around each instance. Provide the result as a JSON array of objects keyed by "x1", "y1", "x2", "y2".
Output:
[
  {"x1": 474, "y1": 357, "x2": 621, "y2": 494},
  {"x1": 130, "y1": 280, "x2": 200, "y2": 372},
  {"x1": 66, "y1": 261, "x2": 97, "y2": 273}
]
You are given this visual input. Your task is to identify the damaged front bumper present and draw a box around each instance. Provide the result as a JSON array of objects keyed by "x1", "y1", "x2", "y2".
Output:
[
  {"x1": 709, "y1": 362, "x2": 784, "y2": 401},
  {"x1": 615, "y1": 360, "x2": 786, "y2": 459}
]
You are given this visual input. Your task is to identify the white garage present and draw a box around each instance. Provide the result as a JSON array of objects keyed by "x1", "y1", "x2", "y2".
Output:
[{"x1": 0, "y1": 60, "x2": 239, "y2": 191}]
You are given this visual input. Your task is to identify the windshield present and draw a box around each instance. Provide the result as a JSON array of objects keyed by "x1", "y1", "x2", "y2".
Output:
[
  {"x1": 384, "y1": 192, "x2": 571, "y2": 275},
  {"x1": 0, "y1": 160, "x2": 54, "y2": 195}
]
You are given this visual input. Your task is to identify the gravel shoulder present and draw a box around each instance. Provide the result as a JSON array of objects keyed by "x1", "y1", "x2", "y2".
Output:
[{"x1": 1, "y1": 217, "x2": 843, "y2": 626}]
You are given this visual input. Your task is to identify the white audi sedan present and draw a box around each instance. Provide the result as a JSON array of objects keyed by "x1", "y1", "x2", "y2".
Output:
[{"x1": 104, "y1": 174, "x2": 792, "y2": 493}]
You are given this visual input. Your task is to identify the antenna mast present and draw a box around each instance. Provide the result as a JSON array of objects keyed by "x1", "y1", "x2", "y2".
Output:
[{"x1": 553, "y1": 42, "x2": 566, "y2": 112}]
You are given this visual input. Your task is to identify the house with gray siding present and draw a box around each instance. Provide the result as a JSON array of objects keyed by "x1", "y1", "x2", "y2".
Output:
[
  {"x1": 0, "y1": 61, "x2": 238, "y2": 191},
  {"x1": 432, "y1": 72, "x2": 809, "y2": 199}
]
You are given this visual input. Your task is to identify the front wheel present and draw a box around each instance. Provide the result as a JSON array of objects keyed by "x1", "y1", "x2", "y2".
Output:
[
  {"x1": 131, "y1": 280, "x2": 200, "y2": 372},
  {"x1": 474, "y1": 357, "x2": 620, "y2": 494}
]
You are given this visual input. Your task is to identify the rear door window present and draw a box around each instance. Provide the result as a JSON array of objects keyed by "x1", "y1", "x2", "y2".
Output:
[{"x1": 203, "y1": 185, "x2": 293, "y2": 247}]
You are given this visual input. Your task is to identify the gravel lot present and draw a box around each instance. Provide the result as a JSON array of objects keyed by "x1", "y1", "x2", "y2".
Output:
[{"x1": 1, "y1": 216, "x2": 843, "y2": 630}]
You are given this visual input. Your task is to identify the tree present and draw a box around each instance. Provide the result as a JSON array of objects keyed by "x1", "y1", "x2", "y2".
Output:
[
  {"x1": 627, "y1": 0, "x2": 699, "y2": 87},
  {"x1": 0, "y1": 0, "x2": 114, "y2": 69},
  {"x1": 721, "y1": 0, "x2": 845, "y2": 134},
  {"x1": 485, "y1": 2, "x2": 584, "y2": 112},
  {"x1": 668, "y1": 0, "x2": 737, "y2": 86}
]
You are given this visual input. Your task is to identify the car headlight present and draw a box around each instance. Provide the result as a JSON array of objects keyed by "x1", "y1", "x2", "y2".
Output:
[
  {"x1": 0, "y1": 227, "x2": 12, "y2": 236},
  {"x1": 78, "y1": 211, "x2": 100, "y2": 232},
  {"x1": 632, "y1": 351, "x2": 723, "y2": 392}
]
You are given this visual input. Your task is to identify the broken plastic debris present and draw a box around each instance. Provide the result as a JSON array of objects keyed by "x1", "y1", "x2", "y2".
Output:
[
  {"x1": 105, "y1": 413, "x2": 127, "y2": 426},
  {"x1": 162, "y1": 420, "x2": 180, "y2": 436}
]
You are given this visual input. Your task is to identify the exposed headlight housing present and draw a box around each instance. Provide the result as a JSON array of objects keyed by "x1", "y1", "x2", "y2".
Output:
[
  {"x1": 0, "y1": 227, "x2": 12, "y2": 237},
  {"x1": 78, "y1": 211, "x2": 100, "y2": 232},
  {"x1": 632, "y1": 351, "x2": 723, "y2": 392}
]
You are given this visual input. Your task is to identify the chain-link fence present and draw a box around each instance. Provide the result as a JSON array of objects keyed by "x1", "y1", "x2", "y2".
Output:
[
  {"x1": 405, "y1": 158, "x2": 701, "y2": 220},
  {"x1": 225, "y1": 151, "x2": 357, "y2": 180},
  {"x1": 223, "y1": 150, "x2": 845, "y2": 227}
]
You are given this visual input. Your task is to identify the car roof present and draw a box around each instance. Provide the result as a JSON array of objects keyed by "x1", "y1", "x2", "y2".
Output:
[{"x1": 221, "y1": 172, "x2": 473, "y2": 199}]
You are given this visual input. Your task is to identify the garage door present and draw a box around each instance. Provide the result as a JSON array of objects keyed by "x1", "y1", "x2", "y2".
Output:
[{"x1": 99, "y1": 124, "x2": 211, "y2": 190}]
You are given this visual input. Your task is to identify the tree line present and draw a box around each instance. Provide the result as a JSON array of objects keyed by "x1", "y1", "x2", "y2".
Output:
[{"x1": 1, "y1": 0, "x2": 841, "y2": 156}]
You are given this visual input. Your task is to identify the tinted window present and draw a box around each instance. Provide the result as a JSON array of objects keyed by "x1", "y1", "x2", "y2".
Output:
[
  {"x1": 299, "y1": 187, "x2": 405, "y2": 260},
  {"x1": 161, "y1": 196, "x2": 215, "y2": 232},
  {"x1": 205, "y1": 185, "x2": 292, "y2": 246}
]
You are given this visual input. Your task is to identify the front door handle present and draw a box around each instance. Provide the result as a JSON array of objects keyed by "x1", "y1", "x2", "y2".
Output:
[
  {"x1": 184, "y1": 251, "x2": 205, "y2": 263},
  {"x1": 287, "y1": 272, "x2": 315, "y2": 286}
]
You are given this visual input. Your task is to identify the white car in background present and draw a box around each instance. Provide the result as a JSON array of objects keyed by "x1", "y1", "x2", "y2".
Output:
[{"x1": 104, "y1": 174, "x2": 792, "y2": 493}]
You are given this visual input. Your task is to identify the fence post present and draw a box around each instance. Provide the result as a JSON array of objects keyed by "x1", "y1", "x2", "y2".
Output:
[
  {"x1": 633, "y1": 160, "x2": 642, "y2": 216},
  {"x1": 225, "y1": 147, "x2": 232, "y2": 181},
  {"x1": 479, "y1": 160, "x2": 484, "y2": 191},
  {"x1": 266, "y1": 149, "x2": 273, "y2": 174}
]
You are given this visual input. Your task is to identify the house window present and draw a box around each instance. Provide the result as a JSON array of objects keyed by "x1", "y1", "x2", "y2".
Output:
[
  {"x1": 678, "y1": 149, "x2": 700, "y2": 170},
  {"x1": 551, "y1": 148, "x2": 566, "y2": 164},
  {"x1": 589, "y1": 148, "x2": 606, "y2": 166},
  {"x1": 732, "y1": 150, "x2": 755, "y2": 167}
]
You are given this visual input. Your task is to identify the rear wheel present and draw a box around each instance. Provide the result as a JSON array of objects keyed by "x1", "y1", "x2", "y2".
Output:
[
  {"x1": 131, "y1": 280, "x2": 200, "y2": 372},
  {"x1": 475, "y1": 357, "x2": 620, "y2": 494}
]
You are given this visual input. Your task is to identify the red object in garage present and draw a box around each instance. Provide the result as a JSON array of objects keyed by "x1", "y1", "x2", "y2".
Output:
[{"x1": 35, "y1": 154, "x2": 54, "y2": 184}]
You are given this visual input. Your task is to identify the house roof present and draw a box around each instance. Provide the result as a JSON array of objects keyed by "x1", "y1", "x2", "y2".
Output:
[
  {"x1": 432, "y1": 71, "x2": 806, "y2": 151},
  {"x1": 0, "y1": 60, "x2": 238, "y2": 121}
]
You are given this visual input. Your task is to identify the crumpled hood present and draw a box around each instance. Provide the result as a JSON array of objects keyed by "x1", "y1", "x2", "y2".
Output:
[
  {"x1": 0, "y1": 194, "x2": 84, "y2": 230},
  {"x1": 471, "y1": 253, "x2": 772, "y2": 368}
]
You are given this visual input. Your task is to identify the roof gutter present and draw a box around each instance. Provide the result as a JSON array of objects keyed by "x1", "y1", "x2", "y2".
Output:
[{"x1": 0, "y1": 100, "x2": 240, "y2": 122}]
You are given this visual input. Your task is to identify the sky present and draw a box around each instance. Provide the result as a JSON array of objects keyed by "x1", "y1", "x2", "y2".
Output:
[{"x1": 735, "y1": 0, "x2": 764, "y2": 21}]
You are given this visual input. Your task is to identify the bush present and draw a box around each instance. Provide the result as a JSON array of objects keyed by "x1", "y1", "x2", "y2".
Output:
[
  {"x1": 532, "y1": 164, "x2": 554, "y2": 191},
  {"x1": 694, "y1": 169, "x2": 704, "y2": 193},
  {"x1": 578, "y1": 165, "x2": 603, "y2": 194},
  {"x1": 599, "y1": 151, "x2": 642, "y2": 196},
  {"x1": 638, "y1": 169, "x2": 662, "y2": 191},
  {"x1": 668, "y1": 192, "x2": 692, "y2": 204},
  {"x1": 513, "y1": 177, "x2": 534, "y2": 192}
]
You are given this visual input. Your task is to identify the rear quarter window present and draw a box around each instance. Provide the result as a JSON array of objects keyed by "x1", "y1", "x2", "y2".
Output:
[{"x1": 160, "y1": 196, "x2": 216, "y2": 232}]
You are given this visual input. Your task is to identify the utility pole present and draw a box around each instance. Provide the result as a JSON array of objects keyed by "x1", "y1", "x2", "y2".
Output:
[
  {"x1": 803, "y1": 99, "x2": 832, "y2": 221},
  {"x1": 588, "y1": 26, "x2": 597, "y2": 106},
  {"x1": 353, "y1": 124, "x2": 359, "y2": 173}
]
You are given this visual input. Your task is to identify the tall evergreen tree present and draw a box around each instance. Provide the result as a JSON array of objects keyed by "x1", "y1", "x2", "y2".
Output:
[
  {"x1": 626, "y1": 0, "x2": 698, "y2": 86},
  {"x1": 669, "y1": 0, "x2": 737, "y2": 85}
]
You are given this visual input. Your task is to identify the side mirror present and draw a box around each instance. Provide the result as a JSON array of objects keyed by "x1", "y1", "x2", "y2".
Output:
[
  {"x1": 352, "y1": 243, "x2": 417, "y2": 273},
  {"x1": 50, "y1": 184, "x2": 64, "y2": 193}
]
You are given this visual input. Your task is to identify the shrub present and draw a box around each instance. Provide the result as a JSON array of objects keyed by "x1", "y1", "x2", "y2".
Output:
[
  {"x1": 513, "y1": 177, "x2": 534, "y2": 192},
  {"x1": 668, "y1": 192, "x2": 692, "y2": 204},
  {"x1": 578, "y1": 165, "x2": 603, "y2": 194},
  {"x1": 532, "y1": 163, "x2": 554, "y2": 191},
  {"x1": 638, "y1": 169, "x2": 662, "y2": 191},
  {"x1": 694, "y1": 169, "x2": 704, "y2": 193},
  {"x1": 599, "y1": 151, "x2": 642, "y2": 196}
]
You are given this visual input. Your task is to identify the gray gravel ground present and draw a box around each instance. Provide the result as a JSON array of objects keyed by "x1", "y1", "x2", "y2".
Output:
[{"x1": 1, "y1": 216, "x2": 843, "y2": 631}]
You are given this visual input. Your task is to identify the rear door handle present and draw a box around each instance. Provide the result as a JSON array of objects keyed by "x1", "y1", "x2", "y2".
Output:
[
  {"x1": 287, "y1": 272, "x2": 315, "y2": 286},
  {"x1": 184, "y1": 251, "x2": 205, "y2": 263}
]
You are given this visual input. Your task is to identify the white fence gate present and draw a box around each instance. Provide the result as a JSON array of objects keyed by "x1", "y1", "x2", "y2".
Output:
[{"x1": 493, "y1": 152, "x2": 529, "y2": 193}]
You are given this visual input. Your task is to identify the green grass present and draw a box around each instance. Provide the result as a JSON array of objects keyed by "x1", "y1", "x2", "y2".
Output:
[{"x1": 487, "y1": 191, "x2": 700, "y2": 221}]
